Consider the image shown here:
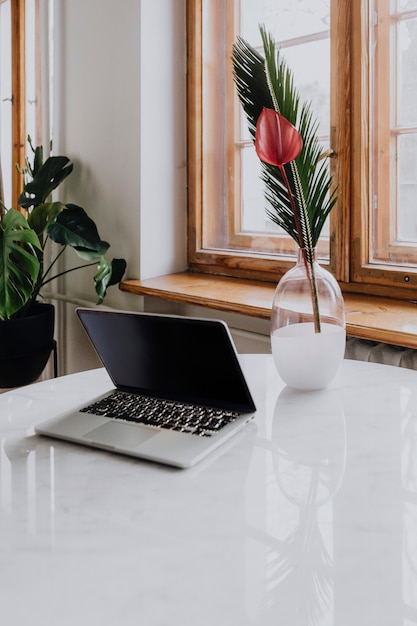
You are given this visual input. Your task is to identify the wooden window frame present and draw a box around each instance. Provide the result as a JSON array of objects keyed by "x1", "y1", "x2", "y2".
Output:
[
  {"x1": 10, "y1": 0, "x2": 26, "y2": 209},
  {"x1": 187, "y1": 0, "x2": 348, "y2": 284},
  {"x1": 370, "y1": 4, "x2": 417, "y2": 266},
  {"x1": 187, "y1": 0, "x2": 417, "y2": 301},
  {"x1": 2, "y1": 0, "x2": 42, "y2": 211},
  {"x1": 349, "y1": 0, "x2": 417, "y2": 296}
]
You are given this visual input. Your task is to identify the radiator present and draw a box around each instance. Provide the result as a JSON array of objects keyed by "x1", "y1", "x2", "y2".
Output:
[{"x1": 345, "y1": 336, "x2": 417, "y2": 370}]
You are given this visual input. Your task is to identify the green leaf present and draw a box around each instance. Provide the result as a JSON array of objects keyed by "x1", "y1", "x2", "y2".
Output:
[
  {"x1": 32, "y1": 143, "x2": 44, "y2": 177},
  {"x1": 107, "y1": 258, "x2": 127, "y2": 286},
  {"x1": 27, "y1": 201, "x2": 65, "y2": 237},
  {"x1": 18, "y1": 155, "x2": 73, "y2": 209},
  {"x1": 46, "y1": 204, "x2": 109, "y2": 258},
  {"x1": 94, "y1": 258, "x2": 127, "y2": 303},
  {"x1": 232, "y1": 36, "x2": 274, "y2": 140},
  {"x1": 0, "y1": 210, "x2": 41, "y2": 320},
  {"x1": 232, "y1": 26, "x2": 337, "y2": 247}
]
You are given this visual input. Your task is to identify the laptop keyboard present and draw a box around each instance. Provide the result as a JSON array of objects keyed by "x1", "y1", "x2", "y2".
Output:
[{"x1": 80, "y1": 391, "x2": 240, "y2": 437}]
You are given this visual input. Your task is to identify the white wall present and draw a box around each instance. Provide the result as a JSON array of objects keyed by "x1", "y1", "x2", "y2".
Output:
[
  {"x1": 52, "y1": 0, "x2": 187, "y2": 294},
  {"x1": 48, "y1": 0, "x2": 189, "y2": 373},
  {"x1": 43, "y1": 0, "x2": 270, "y2": 377}
]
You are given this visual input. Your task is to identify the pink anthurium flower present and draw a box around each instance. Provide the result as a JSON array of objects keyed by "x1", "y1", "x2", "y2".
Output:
[
  {"x1": 255, "y1": 107, "x2": 302, "y2": 167},
  {"x1": 255, "y1": 106, "x2": 305, "y2": 259}
]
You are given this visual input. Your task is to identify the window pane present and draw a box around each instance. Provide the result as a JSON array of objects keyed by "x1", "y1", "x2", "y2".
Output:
[
  {"x1": 397, "y1": 17, "x2": 417, "y2": 127},
  {"x1": 284, "y1": 38, "x2": 330, "y2": 137},
  {"x1": 238, "y1": 2, "x2": 331, "y2": 258},
  {"x1": 394, "y1": 0, "x2": 417, "y2": 11},
  {"x1": 397, "y1": 133, "x2": 417, "y2": 242},
  {"x1": 370, "y1": 1, "x2": 417, "y2": 266},
  {"x1": 193, "y1": 0, "x2": 332, "y2": 277},
  {"x1": 241, "y1": 0, "x2": 330, "y2": 44},
  {"x1": 241, "y1": 146, "x2": 269, "y2": 232}
]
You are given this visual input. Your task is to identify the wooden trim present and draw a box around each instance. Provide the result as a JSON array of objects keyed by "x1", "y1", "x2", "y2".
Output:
[
  {"x1": 330, "y1": 0, "x2": 351, "y2": 282},
  {"x1": 227, "y1": 0, "x2": 241, "y2": 246},
  {"x1": 371, "y1": 7, "x2": 417, "y2": 264},
  {"x1": 120, "y1": 272, "x2": 417, "y2": 349},
  {"x1": 122, "y1": 273, "x2": 275, "y2": 320},
  {"x1": 351, "y1": 1, "x2": 417, "y2": 288},
  {"x1": 186, "y1": 0, "x2": 202, "y2": 265},
  {"x1": 10, "y1": 0, "x2": 26, "y2": 208},
  {"x1": 350, "y1": 0, "x2": 371, "y2": 279},
  {"x1": 34, "y1": 0, "x2": 42, "y2": 146},
  {"x1": 372, "y1": 1, "x2": 392, "y2": 260}
]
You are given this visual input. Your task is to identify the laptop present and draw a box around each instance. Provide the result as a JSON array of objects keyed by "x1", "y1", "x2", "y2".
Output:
[{"x1": 35, "y1": 308, "x2": 256, "y2": 468}]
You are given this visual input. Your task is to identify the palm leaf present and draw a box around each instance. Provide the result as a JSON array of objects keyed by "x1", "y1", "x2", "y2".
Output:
[
  {"x1": 232, "y1": 37, "x2": 274, "y2": 140},
  {"x1": 232, "y1": 26, "x2": 336, "y2": 249}
]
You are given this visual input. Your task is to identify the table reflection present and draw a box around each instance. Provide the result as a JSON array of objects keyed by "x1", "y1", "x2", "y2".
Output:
[
  {"x1": 245, "y1": 387, "x2": 345, "y2": 624},
  {"x1": 402, "y1": 397, "x2": 417, "y2": 620},
  {"x1": 245, "y1": 374, "x2": 417, "y2": 625},
  {"x1": 0, "y1": 434, "x2": 55, "y2": 547}
]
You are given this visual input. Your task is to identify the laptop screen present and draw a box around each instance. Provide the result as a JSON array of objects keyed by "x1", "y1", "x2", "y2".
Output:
[{"x1": 77, "y1": 309, "x2": 256, "y2": 413}]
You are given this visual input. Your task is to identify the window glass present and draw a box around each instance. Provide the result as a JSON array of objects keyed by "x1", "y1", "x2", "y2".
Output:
[
  {"x1": 241, "y1": 0, "x2": 330, "y2": 43},
  {"x1": 370, "y1": 1, "x2": 417, "y2": 265},
  {"x1": 396, "y1": 0, "x2": 417, "y2": 11},
  {"x1": 199, "y1": 0, "x2": 331, "y2": 262},
  {"x1": 397, "y1": 134, "x2": 417, "y2": 242}
]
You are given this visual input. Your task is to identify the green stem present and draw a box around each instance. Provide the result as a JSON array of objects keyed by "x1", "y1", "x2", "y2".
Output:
[
  {"x1": 41, "y1": 241, "x2": 67, "y2": 283},
  {"x1": 279, "y1": 168, "x2": 321, "y2": 333},
  {"x1": 38, "y1": 240, "x2": 100, "y2": 290},
  {"x1": 279, "y1": 166, "x2": 304, "y2": 249},
  {"x1": 302, "y1": 248, "x2": 321, "y2": 334},
  {"x1": 40, "y1": 261, "x2": 99, "y2": 288}
]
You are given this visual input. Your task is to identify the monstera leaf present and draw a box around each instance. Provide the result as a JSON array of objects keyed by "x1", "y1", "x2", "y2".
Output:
[
  {"x1": 46, "y1": 204, "x2": 127, "y2": 302},
  {"x1": 27, "y1": 201, "x2": 65, "y2": 237},
  {"x1": 0, "y1": 139, "x2": 127, "y2": 320},
  {"x1": 94, "y1": 257, "x2": 127, "y2": 303},
  {"x1": 0, "y1": 210, "x2": 42, "y2": 320},
  {"x1": 46, "y1": 204, "x2": 110, "y2": 259},
  {"x1": 18, "y1": 155, "x2": 73, "y2": 209}
]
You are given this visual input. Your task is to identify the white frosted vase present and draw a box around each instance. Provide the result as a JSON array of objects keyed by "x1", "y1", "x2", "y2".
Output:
[{"x1": 271, "y1": 248, "x2": 346, "y2": 390}]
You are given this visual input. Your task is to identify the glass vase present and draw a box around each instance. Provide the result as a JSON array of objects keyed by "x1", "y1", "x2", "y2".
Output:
[{"x1": 270, "y1": 248, "x2": 346, "y2": 390}]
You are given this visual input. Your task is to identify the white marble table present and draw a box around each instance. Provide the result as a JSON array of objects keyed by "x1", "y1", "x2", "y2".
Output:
[{"x1": 1, "y1": 354, "x2": 416, "y2": 625}]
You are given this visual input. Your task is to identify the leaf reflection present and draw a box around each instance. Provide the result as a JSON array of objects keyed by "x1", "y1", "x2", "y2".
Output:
[{"x1": 264, "y1": 387, "x2": 346, "y2": 624}]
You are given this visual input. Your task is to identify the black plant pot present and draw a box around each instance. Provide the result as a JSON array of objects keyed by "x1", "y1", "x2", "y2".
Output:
[{"x1": 0, "y1": 302, "x2": 56, "y2": 388}]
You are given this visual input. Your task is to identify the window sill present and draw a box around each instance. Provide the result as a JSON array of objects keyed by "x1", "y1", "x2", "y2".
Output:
[{"x1": 120, "y1": 272, "x2": 417, "y2": 349}]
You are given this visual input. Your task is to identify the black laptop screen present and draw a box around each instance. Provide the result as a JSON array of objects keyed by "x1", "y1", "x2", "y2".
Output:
[{"x1": 77, "y1": 309, "x2": 256, "y2": 413}]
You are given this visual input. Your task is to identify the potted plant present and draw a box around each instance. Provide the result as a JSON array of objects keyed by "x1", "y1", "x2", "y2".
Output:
[{"x1": 0, "y1": 138, "x2": 127, "y2": 387}]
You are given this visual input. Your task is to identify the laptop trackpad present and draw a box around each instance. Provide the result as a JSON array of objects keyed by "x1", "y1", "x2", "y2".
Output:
[{"x1": 84, "y1": 421, "x2": 157, "y2": 449}]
